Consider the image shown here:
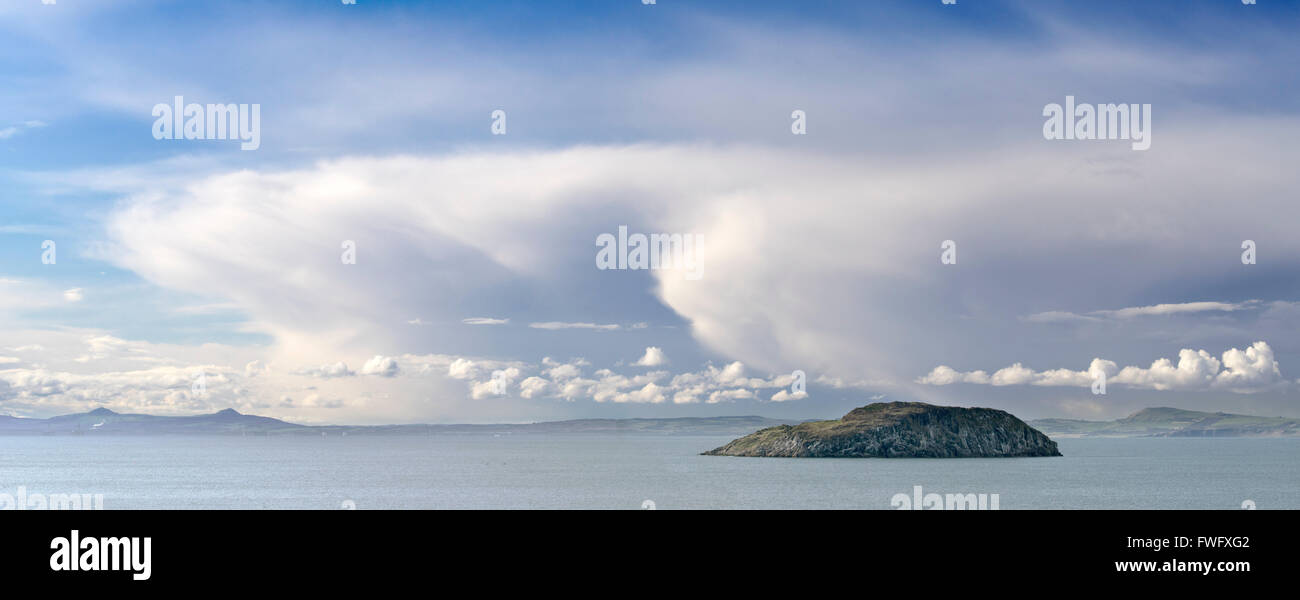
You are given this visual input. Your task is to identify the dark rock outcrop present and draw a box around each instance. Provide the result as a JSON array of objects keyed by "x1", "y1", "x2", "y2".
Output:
[{"x1": 702, "y1": 402, "x2": 1061, "y2": 458}]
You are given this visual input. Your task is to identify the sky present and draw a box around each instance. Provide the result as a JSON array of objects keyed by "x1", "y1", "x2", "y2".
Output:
[{"x1": 2, "y1": 0, "x2": 1299, "y2": 424}]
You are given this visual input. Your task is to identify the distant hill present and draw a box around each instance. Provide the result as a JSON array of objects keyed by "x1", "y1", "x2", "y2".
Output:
[
  {"x1": 1029, "y1": 407, "x2": 1300, "y2": 438},
  {"x1": 703, "y1": 402, "x2": 1061, "y2": 458},
  {"x1": 0, "y1": 408, "x2": 798, "y2": 436},
  {"x1": 0, "y1": 407, "x2": 307, "y2": 435},
  {"x1": 9, "y1": 405, "x2": 1293, "y2": 439}
]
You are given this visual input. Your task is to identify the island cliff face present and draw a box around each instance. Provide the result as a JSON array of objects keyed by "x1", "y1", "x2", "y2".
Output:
[{"x1": 702, "y1": 402, "x2": 1061, "y2": 458}]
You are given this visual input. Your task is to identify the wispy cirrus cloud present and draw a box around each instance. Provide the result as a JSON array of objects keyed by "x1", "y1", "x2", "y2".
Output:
[
  {"x1": 528, "y1": 322, "x2": 620, "y2": 331},
  {"x1": 0, "y1": 120, "x2": 44, "y2": 140},
  {"x1": 1024, "y1": 300, "x2": 1262, "y2": 323},
  {"x1": 462, "y1": 317, "x2": 509, "y2": 326}
]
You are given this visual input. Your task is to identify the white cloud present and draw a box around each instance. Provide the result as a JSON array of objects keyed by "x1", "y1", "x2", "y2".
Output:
[
  {"x1": 768, "y1": 389, "x2": 807, "y2": 402},
  {"x1": 634, "y1": 346, "x2": 667, "y2": 367},
  {"x1": 297, "y1": 362, "x2": 354, "y2": 379},
  {"x1": 614, "y1": 382, "x2": 667, "y2": 404},
  {"x1": 431, "y1": 357, "x2": 799, "y2": 406},
  {"x1": 470, "y1": 367, "x2": 520, "y2": 399},
  {"x1": 244, "y1": 360, "x2": 268, "y2": 378},
  {"x1": 545, "y1": 362, "x2": 582, "y2": 381},
  {"x1": 528, "y1": 322, "x2": 620, "y2": 331},
  {"x1": 1025, "y1": 300, "x2": 1261, "y2": 323},
  {"x1": 518, "y1": 376, "x2": 550, "y2": 399},
  {"x1": 0, "y1": 364, "x2": 237, "y2": 415},
  {"x1": 446, "y1": 358, "x2": 477, "y2": 380},
  {"x1": 1099, "y1": 301, "x2": 1258, "y2": 319},
  {"x1": 1217, "y1": 343, "x2": 1282, "y2": 390},
  {"x1": 360, "y1": 355, "x2": 399, "y2": 377},
  {"x1": 915, "y1": 366, "x2": 990, "y2": 386},
  {"x1": 707, "y1": 388, "x2": 755, "y2": 403},
  {"x1": 299, "y1": 393, "x2": 343, "y2": 409},
  {"x1": 73, "y1": 335, "x2": 157, "y2": 363},
  {"x1": 990, "y1": 363, "x2": 1036, "y2": 386},
  {"x1": 0, "y1": 120, "x2": 44, "y2": 141},
  {"x1": 62, "y1": 288, "x2": 83, "y2": 303},
  {"x1": 717, "y1": 361, "x2": 745, "y2": 384},
  {"x1": 462, "y1": 317, "x2": 509, "y2": 326},
  {"x1": 918, "y1": 342, "x2": 1284, "y2": 393},
  {"x1": 0, "y1": 326, "x2": 837, "y2": 420}
]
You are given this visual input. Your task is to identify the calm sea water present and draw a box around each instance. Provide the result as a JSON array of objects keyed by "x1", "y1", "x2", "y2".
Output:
[{"x1": 0, "y1": 435, "x2": 1295, "y2": 509}]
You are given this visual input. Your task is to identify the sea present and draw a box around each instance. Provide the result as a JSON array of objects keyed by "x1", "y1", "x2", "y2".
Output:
[{"x1": 0, "y1": 435, "x2": 1295, "y2": 509}]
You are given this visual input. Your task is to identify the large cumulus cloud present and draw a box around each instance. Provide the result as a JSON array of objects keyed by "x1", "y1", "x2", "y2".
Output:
[{"x1": 96, "y1": 129, "x2": 1300, "y2": 406}]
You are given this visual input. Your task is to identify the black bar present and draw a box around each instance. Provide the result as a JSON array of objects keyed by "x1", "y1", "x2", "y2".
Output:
[{"x1": 4, "y1": 510, "x2": 1288, "y2": 590}]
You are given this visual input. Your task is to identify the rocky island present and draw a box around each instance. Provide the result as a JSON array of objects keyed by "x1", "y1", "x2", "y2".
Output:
[{"x1": 703, "y1": 401, "x2": 1061, "y2": 458}]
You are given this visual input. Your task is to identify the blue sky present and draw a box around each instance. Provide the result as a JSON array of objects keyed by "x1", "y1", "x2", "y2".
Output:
[{"x1": 2, "y1": 0, "x2": 1300, "y2": 424}]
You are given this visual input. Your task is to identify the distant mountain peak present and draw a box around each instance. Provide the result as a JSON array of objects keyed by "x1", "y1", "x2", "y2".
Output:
[
  {"x1": 1121, "y1": 407, "x2": 1205, "y2": 422},
  {"x1": 214, "y1": 408, "x2": 241, "y2": 416},
  {"x1": 87, "y1": 407, "x2": 117, "y2": 416}
]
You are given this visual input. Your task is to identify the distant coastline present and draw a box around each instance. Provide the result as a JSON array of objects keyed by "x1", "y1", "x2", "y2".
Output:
[
  {"x1": 1029, "y1": 407, "x2": 1300, "y2": 438},
  {"x1": 4, "y1": 404, "x2": 1297, "y2": 438},
  {"x1": 0, "y1": 407, "x2": 799, "y2": 436}
]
